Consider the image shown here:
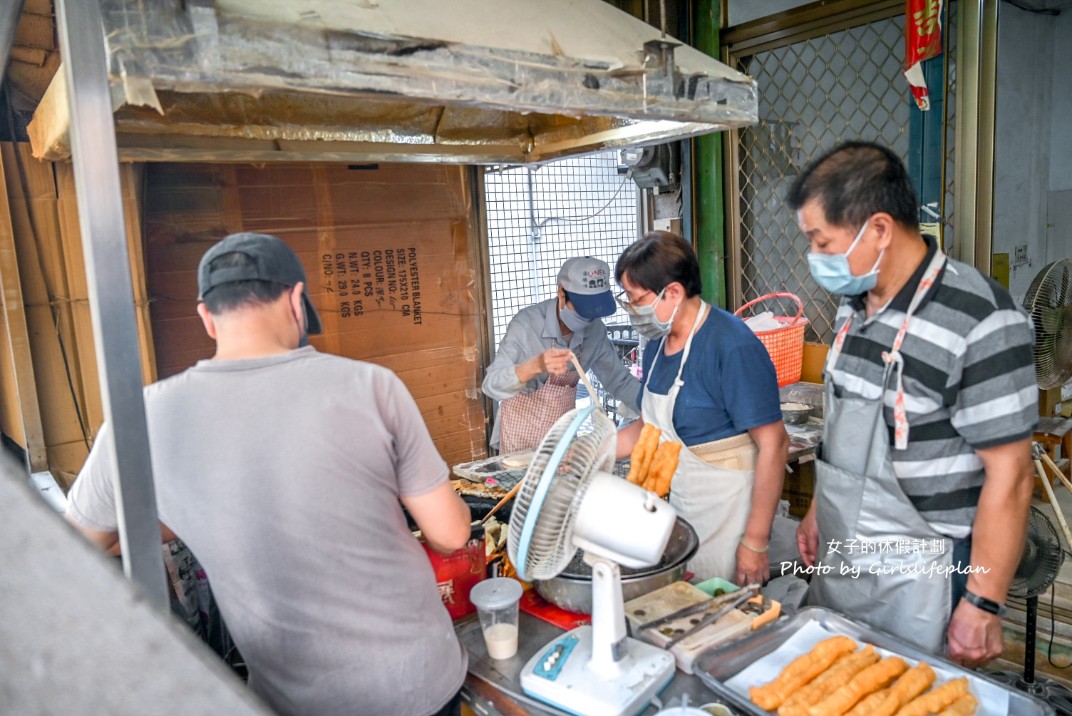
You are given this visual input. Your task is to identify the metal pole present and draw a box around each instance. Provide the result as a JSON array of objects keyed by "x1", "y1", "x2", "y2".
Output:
[
  {"x1": 54, "y1": 0, "x2": 168, "y2": 610},
  {"x1": 0, "y1": 0, "x2": 27, "y2": 82}
]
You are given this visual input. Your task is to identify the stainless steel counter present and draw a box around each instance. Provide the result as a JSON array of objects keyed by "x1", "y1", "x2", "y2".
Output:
[{"x1": 457, "y1": 612, "x2": 735, "y2": 715}]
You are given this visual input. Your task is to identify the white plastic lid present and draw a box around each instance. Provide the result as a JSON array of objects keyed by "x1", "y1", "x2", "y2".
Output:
[{"x1": 469, "y1": 577, "x2": 523, "y2": 611}]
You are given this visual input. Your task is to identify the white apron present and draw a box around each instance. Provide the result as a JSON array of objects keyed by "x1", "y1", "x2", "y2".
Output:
[
  {"x1": 806, "y1": 248, "x2": 952, "y2": 654},
  {"x1": 643, "y1": 302, "x2": 755, "y2": 582}
]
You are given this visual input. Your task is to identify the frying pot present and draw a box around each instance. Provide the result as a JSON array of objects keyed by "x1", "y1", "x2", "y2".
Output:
[{"x1": 535, "y1": 517, "x2": 699, "y2": 614}]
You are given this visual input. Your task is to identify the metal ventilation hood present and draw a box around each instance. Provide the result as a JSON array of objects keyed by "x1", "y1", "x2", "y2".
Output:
[{"x1": 28, "y1": 0, "x2": 758, "y2": 164}]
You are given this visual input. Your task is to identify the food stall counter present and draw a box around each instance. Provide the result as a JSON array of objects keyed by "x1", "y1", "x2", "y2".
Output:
[{"x1": 457, "y1": 612, "x2": 732, "y2": 716}]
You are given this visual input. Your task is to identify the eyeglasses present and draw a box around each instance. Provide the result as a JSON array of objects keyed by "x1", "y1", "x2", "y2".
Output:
[{"x1": 615, "y1": 288, "x2": 661, "y2": 314}]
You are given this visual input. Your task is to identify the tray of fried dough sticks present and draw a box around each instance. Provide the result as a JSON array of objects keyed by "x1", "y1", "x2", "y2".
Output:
[{"x1": 692, "y1": 607, "x2": 1053, "y2": 715}]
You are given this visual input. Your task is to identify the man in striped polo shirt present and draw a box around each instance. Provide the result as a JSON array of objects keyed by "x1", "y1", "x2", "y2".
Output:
[{"x1": 789, "y1": 141, "x2": 1037, "y2": 668}]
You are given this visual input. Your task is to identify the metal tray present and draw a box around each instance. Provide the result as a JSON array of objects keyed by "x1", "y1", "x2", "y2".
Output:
[{"x1": 691, "y1": 607, "x2": 1054, "y2": 716}]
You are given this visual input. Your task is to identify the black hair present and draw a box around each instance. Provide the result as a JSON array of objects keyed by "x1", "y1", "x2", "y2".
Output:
[
  {"x1": 200, "y1": 251, "x2": 291, "y2": 314},
  {"x1": 614, "y1": 231, "x2": 703, "y2": 297},
  {"x1": 785, "y1": 141, "x2": 920, "y2": 232}
]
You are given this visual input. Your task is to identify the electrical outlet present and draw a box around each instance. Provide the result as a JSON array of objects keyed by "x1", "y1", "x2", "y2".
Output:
[{"x1": 1014, "y1": 245, "x2": 1028, "y2": 265}]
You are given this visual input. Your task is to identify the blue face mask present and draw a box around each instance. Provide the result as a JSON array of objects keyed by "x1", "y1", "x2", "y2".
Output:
[
  {"x1": 807, "y1": 219, "x2": 884, "y2": 295},
  {"x1": 559, "y1": 305, "x2": 591, "y2": 333}
]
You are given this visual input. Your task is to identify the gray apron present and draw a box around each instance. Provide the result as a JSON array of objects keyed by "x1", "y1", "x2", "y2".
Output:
[{"x1": 807, "y1": 249, "x2": 952, "y2": 655}]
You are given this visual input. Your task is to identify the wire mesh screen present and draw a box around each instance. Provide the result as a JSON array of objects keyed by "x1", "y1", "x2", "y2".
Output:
[
  {"x1": 483, "y1": 151, "x2": 641, "y2": 421},
  {"x1": 734, "y1": 16, "x2": 910, "y2": 342}
]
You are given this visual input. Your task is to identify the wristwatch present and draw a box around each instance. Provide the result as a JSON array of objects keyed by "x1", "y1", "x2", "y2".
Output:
[{"x1": 962, "y1": 589, "x2": 1008, "y2": 617}]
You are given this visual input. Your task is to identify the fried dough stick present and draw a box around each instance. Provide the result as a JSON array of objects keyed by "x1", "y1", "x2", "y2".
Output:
[
  {"x1": 648, "y1": 441, "x2": 682, "y2": 497},
  {"x1": 936, "y1": 693, "x2": 979, "y2": 716},
  {"x1": 893, "y1": 678, "x2": 970, "y2": 716},
  {"x1": 626, "y1": 423, "x2": 661, "y2": 485},
  {"x1": 750, "y1": 636, "x2": 859, "y2": 710},
  {"x1": 807, "y1": 656, "x2": 908, "y2": 716},
  {"x1": 844, "y1": 662, "x2": 936, "y2": 716},
  {"x1": 778, "y1": 646, "x2": 880, "y2": 716}
]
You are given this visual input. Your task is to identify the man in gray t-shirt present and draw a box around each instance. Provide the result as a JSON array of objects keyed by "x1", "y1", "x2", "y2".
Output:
[{"x1": 66, "y1": 233, "x2": 472, "y2": 716}]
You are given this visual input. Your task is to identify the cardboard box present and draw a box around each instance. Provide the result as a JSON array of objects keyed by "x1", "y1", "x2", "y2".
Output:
[{"x1": 143, "y1": 161, "x2": 488, "y2": 467}]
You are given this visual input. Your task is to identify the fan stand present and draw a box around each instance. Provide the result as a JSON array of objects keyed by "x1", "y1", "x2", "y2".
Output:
[
  {"x1": 1033, "y1": 443, "x2": 1072, "y2": 553},
  {"x1": 519, "y1": 551, "x2": 675, "y2": 716},
  {"x1": 986, "y1": 454, "x2": 1072, "y2": 712},
  {"x1": 988, "y1": 587, "x2": 1072, "y2": 713}
]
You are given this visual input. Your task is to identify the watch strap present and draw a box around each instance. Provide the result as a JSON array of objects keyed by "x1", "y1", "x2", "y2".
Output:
[{"x1": 962, "y1": 588, "x2": 1008, "y2": 617}]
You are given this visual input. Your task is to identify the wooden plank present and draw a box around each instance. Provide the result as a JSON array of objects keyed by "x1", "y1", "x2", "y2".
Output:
[
  {"x1": 54, "y1": 162, "x2": 103, "y2": 433},
  {"x1": 10, "y1": 46, "x2": 48, "y2": 66},
  {"x1": 53, "y1": 160, "x2": 158, "y2": 433},
  {"x1": 111, "y1": 134, "x2": 525, "y2": 166},
  {"x1": 14, "y1": 11, "x2": 55, "y2": 50},
  {"x1": 0, "y1": 153, "x2": 49, "y2": 468},
  {"x1": 120, "y1": 164, "x2": 157, "y2": 383},
  {"x1": 3, "y1": 143, "x2": 93, "y2": 475},
  {"x1": 0, "y1": 301, "x2": 18, "y2": 446},
  {"x1": 15, "y1": 143, "x2": 88, "y2": 446},
  {"x1": 23, "y1": 0, "x2": 52, "y2": 15}
]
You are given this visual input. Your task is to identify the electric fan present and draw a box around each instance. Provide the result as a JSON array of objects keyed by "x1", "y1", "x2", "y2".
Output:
[
  {"x1": 1023, "y1": 259, "x2": 1072, "y2": 390},
  {"x1": 1020, "y1": 259, "x2": 1072, "y2": 575},
  {"x1": 507, "y1": 403, "x2": 679, "y2": 716},
  {"x1": 987, "y1": 507, "x2": 1072, "y2": 712}
]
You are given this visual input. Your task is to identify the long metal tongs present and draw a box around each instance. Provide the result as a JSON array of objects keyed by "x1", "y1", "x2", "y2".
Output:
[
  {"x1": 636, "y1": 585, "x2": 754, "y2": 633},
  {"x1": 662, "y1": 585, "x2": 760, "y2": 650}
]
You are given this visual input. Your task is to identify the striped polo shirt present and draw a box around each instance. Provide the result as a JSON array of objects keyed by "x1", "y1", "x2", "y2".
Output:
[{"x1": 827, "y1": 234, "x2": 1038, "y2": 539}]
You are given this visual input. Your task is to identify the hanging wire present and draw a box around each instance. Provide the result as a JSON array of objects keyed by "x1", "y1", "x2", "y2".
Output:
[
  {"x1": 1047, "y1": 560, "x2": 1072, "y2": 669},
  {"x1": 533, "y1": 171, "x2": 633, "y2": 236}
]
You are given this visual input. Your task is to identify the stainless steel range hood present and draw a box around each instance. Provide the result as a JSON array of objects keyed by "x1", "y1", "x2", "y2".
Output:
[{"x1": 29, "y1": 0, "x2": 758, "y2": 164}]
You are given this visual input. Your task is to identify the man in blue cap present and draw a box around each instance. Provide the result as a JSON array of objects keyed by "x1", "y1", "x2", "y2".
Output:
[
  {"x1": 66, "y1": 232, "x2": 472, "y2": 716},
  {"x1": 483, "y1": 256, "x2": 640, "y2": 453}
]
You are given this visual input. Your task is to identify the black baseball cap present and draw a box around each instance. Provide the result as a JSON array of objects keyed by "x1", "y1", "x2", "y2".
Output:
[{"x1": 197, "y1": 232, "x2": 323, "y2": 335}]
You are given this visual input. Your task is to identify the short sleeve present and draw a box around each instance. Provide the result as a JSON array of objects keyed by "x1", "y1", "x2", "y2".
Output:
[
  {"x1": 951, "y1": 307, "x2": 1038, "y2": 448},
  {"x1": 65, "y1": 423, "x2": 120, "y2": 532},
  {"x1": 717, "y1": 337, "x2": 783, "y2": 432},
  {"x1": 379, "y1": 371, "x2": 451, "y2": 497}
]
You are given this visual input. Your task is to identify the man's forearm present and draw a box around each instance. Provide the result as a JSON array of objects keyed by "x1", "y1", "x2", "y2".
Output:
[{"x1": 966, "y1": 443, "x2": 1035, "y2": 603}]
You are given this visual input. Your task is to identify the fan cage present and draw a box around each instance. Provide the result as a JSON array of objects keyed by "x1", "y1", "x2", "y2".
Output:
[
  {"x1": 1010, "y1": 507, "x2": 1064, "y2": 600},
  {"x1": 1023, "y1": 259, "x2": 1072, "y2": 390},
  {"x1": 507, "y1": 406, "x2": 617, "y2": 581}
]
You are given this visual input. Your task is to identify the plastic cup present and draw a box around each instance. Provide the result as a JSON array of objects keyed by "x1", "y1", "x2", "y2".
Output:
[{"x1": 469, "y1": 577, "x2": 523, "y2": 660}]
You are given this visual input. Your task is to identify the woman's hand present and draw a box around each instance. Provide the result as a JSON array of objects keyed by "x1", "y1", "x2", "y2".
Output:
[{"x1": 735, "y1": 541, "x2": 770, "y2": 586}]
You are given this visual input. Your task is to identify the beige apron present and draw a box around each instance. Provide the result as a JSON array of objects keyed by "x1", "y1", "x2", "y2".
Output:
[
  {"x1": 643, "y1": 303, "x2": 756, "y2": 582},
  {"x1": 499, "y1": 369, "x2": 579, "y2": 454}
]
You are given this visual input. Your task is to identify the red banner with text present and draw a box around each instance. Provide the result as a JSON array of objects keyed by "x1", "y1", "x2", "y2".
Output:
[{"x1": 904, "y1": 0, "x2": 943, "y2": 111}]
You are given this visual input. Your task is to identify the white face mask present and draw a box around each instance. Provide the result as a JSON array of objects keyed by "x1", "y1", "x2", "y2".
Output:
[
  {"x1": 559, "y1": 305, "x2": 591, "y2": 333},
  {"x1": 619, "y1": 288, "x2": 678, "y2": 340}
]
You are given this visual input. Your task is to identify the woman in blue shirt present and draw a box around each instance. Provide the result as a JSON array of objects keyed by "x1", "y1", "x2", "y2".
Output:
[{"x1": 615, "y1": 231, "x2": 788, "y2": 585}]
